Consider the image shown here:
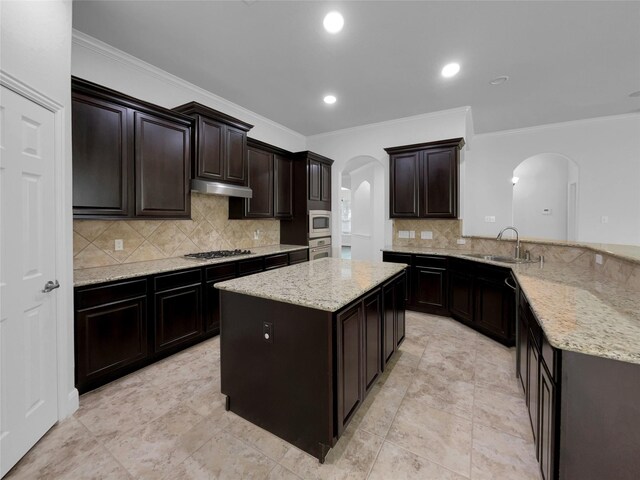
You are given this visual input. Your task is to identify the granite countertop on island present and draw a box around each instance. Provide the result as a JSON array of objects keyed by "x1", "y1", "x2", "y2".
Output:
[
  {"x1": 382, "y1": 245, "x2": 640, "y2": 365},
  {"x1": 215, "y1": 257, "x2": 407, "y2": 312},
  {"x1": 73, "y1": 244, "x2": 308, "y2": 287}
]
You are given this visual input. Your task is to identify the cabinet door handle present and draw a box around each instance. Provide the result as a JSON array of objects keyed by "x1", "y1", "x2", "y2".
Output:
[{"x1": 504, "y1": 277, "x2": 516, "y2": 291}]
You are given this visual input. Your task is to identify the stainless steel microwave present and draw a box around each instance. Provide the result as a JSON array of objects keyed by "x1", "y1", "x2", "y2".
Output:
[{"x1": 309, "y1": 210, "x2": 331, "y2": 238}]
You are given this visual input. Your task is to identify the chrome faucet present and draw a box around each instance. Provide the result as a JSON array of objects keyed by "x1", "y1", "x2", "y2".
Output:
[{"x1": 496, "y1": 226, "x2": 521, "y2": 259}]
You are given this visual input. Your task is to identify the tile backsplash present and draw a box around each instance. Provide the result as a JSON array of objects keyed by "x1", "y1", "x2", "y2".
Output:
[
  {"x1": 392, "y1": 219, "x2": 465, "y2": 249},
  {"x1": 73, "y1": 193, "x2": 279, "y2": 269}
]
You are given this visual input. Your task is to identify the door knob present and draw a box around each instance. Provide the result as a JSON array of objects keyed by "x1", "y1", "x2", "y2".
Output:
[{"x1": 42, "y1": 280, "x2": 60, "y2": 293}]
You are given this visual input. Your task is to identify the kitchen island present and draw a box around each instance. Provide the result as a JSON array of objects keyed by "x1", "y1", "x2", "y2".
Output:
[{"x1": 215, "y1": 258, "x2": 407, "y2": 462}]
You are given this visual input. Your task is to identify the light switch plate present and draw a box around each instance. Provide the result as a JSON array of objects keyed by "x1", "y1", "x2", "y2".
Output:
[
  {"x1": 409, "y1": 231, "x2": 416, "y2": 239},
  {"x1": 421, "y1": 231, "x2": 433, "y2": 240},
  {"x1": 484, "y1": 216, "x2": 496, "y2": 223},
  {"x1": 398, "y1": 230, "x2": 410, "y2": 239},
  {"x1": 595, "y1": 254, "x2": 603, "y2": 265},
  {"x1": 542, "y1": 208, "x2": 552, "y2": 215},
  {"x1": 457, "y1": 238, "x2": 466, "y2": 245},
  {"x1": 601, "y1": 216, "x2": 609, "y2": 224}
]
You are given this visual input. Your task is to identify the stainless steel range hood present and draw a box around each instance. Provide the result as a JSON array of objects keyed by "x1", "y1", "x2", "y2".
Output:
[{"x1": 191, "y1": 179, "x2": 252, "y2": 198}]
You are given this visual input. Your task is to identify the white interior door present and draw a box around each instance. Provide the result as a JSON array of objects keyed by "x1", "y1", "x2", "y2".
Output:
[{"x1": 0, "y1": 85, "x2": 58, "y2": 476}]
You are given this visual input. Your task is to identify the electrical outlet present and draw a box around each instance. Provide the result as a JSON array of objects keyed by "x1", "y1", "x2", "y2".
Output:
[
  {"x1": 484, "y1": 216, "x2": 496, "y2": 223},
  {"x1": 263, "y1": 322, "x2": 273, "y2": 343},
  {"x1": 595, "y1": 254, "x2": 603, "y2": 265},
  {"x1": 409, "y1": 231, "x2": 415, "y2": 239},
  {"x1": 254, "y1": 230, "x2": 260, "y2": 240},
  {"x1": 421, "y1": 231, "x2": 433, "y2": 240},
  {"x1": 457, "y1": 238, "x2": 466, "y2": 245},
  {"x1": 398, "y1": 230, "x2": 410, "y2": 239},
  {"x1": 114, "y1": 239, "x2": 124, "y2": 251}
]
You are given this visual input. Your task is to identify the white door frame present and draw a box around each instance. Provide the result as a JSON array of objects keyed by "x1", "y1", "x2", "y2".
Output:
[{"x1": 1, "y1": 70, "x2": 79, "y2": 420}]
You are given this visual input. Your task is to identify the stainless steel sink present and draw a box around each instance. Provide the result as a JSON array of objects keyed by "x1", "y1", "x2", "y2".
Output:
[{"x1": 461, "y1": 253, "x2": 534, "y2": 264}]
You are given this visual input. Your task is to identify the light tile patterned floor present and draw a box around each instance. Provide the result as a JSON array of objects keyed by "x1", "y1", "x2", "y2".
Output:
[{"x1": 6, "y1": 312, "x2": 541, "y2": 479}]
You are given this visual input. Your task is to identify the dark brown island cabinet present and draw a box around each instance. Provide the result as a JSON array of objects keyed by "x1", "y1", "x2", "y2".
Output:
[
  {"x1": 228, "y1": 138, "x2": 293, "y2": 219},
  {"x1": 280, "y1": 151, "x2": 334, "y2": 245},
  {"x1": 72, "y1": 77, "x2": 193, "y2": 219},
  {"x1": 73, "y1": 249, "x2": 308, "y2": 393},
  {"x1": 385, "y1": 137, "x2": 465, "y2": 218},
  {"x1": 219, "y1": 270, "x2": 406, "y2": 463},
  {"x1": 382, "y1": 252, "x2": 515, "y2": 345},
  {"x1": 171, "y1": 102, "x2": 253, "y2": 187},
  {"x1": 516, "y1": 287, "x2": 640, "y2": 480}
]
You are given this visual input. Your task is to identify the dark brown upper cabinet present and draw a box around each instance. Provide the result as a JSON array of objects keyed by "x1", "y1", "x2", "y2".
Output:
[
  {"x1": 134, "y1": 112, "x2": 191, "y2": 217},
  {"x1": 279, "y1": 151, "x2": 334, "y2": 245},
  {"x1": 172, "y1": 102, "x2": 253, "y2": 186},
  {"x1": 72, "y1": 77, "x2": 193, "y2": 219},
  {"x1": 228, "y1": 138, "x2": 292, "y2": 219},
  {"x1": 274, "y1": 154, "x2": 293, "y2": 218},
  {"x1": 306, "y1": 154, "x2": 332, "y2": 206},
  {"x1": 385, "y1": 137, "x2": 464, "y2": 218}
]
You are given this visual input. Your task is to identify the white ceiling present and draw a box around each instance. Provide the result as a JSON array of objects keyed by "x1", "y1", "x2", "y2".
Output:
[{"x1": 72, "y1": 0, "x2": 640, "y2": 136}]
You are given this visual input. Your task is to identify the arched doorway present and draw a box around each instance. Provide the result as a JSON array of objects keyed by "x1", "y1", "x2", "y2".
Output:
[
  {"x1": 512, "y1": 153, "x2": 579, "y2": 241},
  {"x1": 339, "y1": 155, "x2": 385, "y2": 261}
]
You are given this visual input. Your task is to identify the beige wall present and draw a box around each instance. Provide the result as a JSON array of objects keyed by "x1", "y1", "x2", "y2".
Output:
[{"x1": 73, "y1": 193, "x2": 279, "y2": 269}]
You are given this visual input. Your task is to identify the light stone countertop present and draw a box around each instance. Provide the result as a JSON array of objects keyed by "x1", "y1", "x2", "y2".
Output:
[
  {"x1": 215, "y1": 257, "x2": 407, "y2": 313},
  {"x1": 465, "y1": 235, "x2": 640, "y2": 264},
  {"x1": 73, "y1": 245, "x2": 308, "y2": 287},
  {"x1": 383, "y1": 246, "x2": 640, "y2": 365}
]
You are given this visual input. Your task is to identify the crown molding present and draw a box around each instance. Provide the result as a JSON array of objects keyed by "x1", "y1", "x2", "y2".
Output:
[{"x1": 71, "y1": 30, "x2": 306, "y2": 142}]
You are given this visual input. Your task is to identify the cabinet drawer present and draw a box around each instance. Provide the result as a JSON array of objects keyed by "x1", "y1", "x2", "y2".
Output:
[
  {"x1": 238, "y1": 257, "x2": 265, "y2": 276},
  {"x1": 288, "y1": 249, "x2": 308, "y2": 264},
  {"x1": 206, "y1": 262, "x2": 237, "y2": 281},
  {"x1": 265, "y1": 253, "x2": 288, "y2": 270},
  {"x1": 382, "y1": 252, "x2": 411, "y2": 265},
  {"x1": 413, "y1": 255, "x2": 447, "y2": 269},
  {"x1": 154, "y1": 269, "x2": 202, "y2": 291},
  {"x1": 76, "y1": 278, "x2": 148, "y2": 310}
]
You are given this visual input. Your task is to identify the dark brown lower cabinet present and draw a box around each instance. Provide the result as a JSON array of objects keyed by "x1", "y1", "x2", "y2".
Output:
[
  {"x1": 75, "y1": 249, "x2": 308, "y2": 393},
  {"x1": 449, "y1": 269, "x2": 474, "y2": 322},
  {"x1": 336, "y1": 303, "x2": 363, "y2": 436},
  {"x1": 220, "y1": 269, "x2": 406, "y2": 463},
  {"x1": 75, "y1": 279, "x2": 148, "y2": 394},
  {"x1": 288, "y1": 249, "x2": 308, "y2": 264},
  {"x1": 382, "y1": 253, "x2": 514, "y2": 346},
  {"x1": 395, "y1": 274, "x2": 406, "y2": 346},
  {"x1": 363, "y1": 290, "x2": 381, "y2": 392},
  {"x1": 474, "y1": 271, "x2": 512, "y2": 341},
  {"x1": 412, "y1": 260, "x2": 448, "y2": 315},
  {"x1": 527, "y1": 333, "x2": 540, "y2": 449},
  {"x1": 204, "y1": 263, "x2": 237, "y2": 334},
  {"x1": 538, "y1": 362, "x2": 556, "y2": 480},
  {"x1": 382, "y1": 273, "x2": 407, "y2": 369},
  {"x1": 153, "y1": 269, "x2": 203, "y2": 353},
  {"x1": 382, "y1": 281, "x2": 396, "y2": 365}
]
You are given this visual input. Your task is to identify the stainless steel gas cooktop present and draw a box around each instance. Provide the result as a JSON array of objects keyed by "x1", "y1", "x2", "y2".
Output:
[{"x1": 184, "y1": 249, "x2": 252, "y2": 260}]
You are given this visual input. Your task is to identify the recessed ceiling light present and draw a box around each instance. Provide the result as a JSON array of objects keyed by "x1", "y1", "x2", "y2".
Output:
[
  {"x1": 490, "y1": 75, "x2": 510, "y2": 85},
  {"x1": 629, "y1": 90, "x2": 640, "y2": 98},
  {"x1": 323, "y1": 11, "x2": 344, "y2": 34},
  {"x1": 441, "y1": 63, "x2": 460, "y2": 78},
  {"x1": 323, "y1": 95, "x2": 337, "y2": 105}
]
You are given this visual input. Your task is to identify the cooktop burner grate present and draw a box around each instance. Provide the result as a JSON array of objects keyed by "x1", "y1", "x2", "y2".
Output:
[{"x1": 184, "y1": 249, "x2": 252, "y2": 260}]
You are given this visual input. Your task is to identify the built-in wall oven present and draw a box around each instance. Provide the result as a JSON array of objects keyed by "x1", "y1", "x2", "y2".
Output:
[
  {"x1": 309, "y1": 210, "x2": 331, "y2": 239},
  {"x1": 309, "y1": 237, "x2": 331, "y2": 260}
]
